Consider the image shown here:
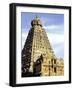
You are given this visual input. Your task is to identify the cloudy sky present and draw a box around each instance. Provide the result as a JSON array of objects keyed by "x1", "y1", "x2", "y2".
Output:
[{"x1": 21, "y1": 12, "x2": 64, "y2": 59}]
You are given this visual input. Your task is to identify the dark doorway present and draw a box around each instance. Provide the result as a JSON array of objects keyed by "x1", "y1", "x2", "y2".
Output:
[{"x1": 33, "y1": 55, "x2": 43, "y2": 76}]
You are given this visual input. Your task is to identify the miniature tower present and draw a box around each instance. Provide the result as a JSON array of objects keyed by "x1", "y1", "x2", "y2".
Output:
[{"x1": 22, "y1": 16, "x2": 64, "y2": 77}]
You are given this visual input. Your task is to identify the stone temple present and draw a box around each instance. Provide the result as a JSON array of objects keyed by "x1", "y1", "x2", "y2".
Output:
[{"x1": 21, "y1": 16, "x2": 64, "y2": 77}]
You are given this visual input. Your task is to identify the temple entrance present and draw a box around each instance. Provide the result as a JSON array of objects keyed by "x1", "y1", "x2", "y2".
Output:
[{"x1": 33, "y1": 55, "x2": 43, "y2": 76}]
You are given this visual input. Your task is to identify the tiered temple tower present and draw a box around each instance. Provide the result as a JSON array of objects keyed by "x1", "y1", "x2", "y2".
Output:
[{"x1": 22, "y1": 16, "x2": 64, "y2": 77}]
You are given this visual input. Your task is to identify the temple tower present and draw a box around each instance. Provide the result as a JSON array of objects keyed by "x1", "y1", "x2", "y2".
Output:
[{"x1": 22, "y1": 16, "x2": 64, "y2": 77}]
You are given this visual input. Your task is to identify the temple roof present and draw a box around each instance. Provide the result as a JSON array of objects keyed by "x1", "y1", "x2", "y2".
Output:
[{"x1": 31, "y1": 16, "x2": 42, "y2": 27}]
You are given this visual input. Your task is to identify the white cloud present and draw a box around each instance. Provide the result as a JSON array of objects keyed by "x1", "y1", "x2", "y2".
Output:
[
  {"x1": 43, "y1": 24, "x2": 63, "y2": 30},
  {"x1": 43, "y1": 24, "x2": 64, "y2": 35},
  {"x1": 46, "y1": 32, "x2": 64, "y2": 58},
  {"x1": 54, "y1": 44, "x2": 64, "y2": 58},
  {"x1": 47, "y1": 33, "x2": 64, "y2": 45},
  {"x1": 22, "y1": 32, "x2": 28, "y2": 38},
  {"x1": 22, "y1": 32, "x2": 28, "y2": 49}
]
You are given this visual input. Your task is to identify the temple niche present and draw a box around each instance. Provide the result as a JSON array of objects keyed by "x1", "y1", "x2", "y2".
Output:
[{"x1": 21, "y1": 16, "x2": 64, "y2": 77}]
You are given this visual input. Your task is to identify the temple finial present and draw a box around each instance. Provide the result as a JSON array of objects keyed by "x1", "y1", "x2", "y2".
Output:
[{"x1": 35, "y1": 15, "x2": 39, "y2": 20}]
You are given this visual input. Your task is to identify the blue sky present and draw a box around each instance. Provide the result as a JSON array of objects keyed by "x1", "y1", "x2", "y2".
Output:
[{"x1": 21, "y1": 12, "x2": 64, "y2": 59}]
